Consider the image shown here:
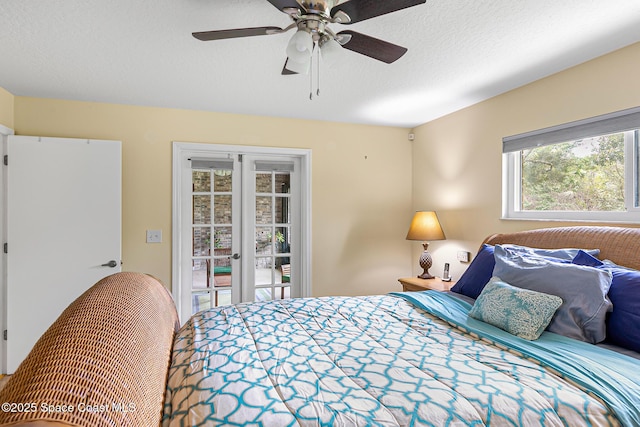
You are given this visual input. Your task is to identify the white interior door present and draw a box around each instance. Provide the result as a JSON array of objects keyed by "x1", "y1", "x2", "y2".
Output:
[{"x1": 4, "y1": 135, "x2": 121, "y2": 373}]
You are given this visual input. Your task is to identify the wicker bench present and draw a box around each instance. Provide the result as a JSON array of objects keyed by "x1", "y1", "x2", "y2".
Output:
[{"x1": 0, "y1": 272, "x2": 179, "y2": 427}]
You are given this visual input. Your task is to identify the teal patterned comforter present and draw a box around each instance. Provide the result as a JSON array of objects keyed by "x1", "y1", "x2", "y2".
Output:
[{"x1": 163, "y1": 292, "x2": 639, "y2": 426}]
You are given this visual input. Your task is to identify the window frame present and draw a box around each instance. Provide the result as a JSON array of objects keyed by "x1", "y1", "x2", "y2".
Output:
[{"x1": 502, "y1": 107, "x2": 640, "y2": 223}]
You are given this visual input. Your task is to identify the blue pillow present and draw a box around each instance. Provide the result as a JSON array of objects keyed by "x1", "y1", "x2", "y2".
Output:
[
  {"x1": 450, "y1": 244, "x2": 495, "y2": 299},
  {"x1": 572, "y1": 251, "x2": 640, "y2": 352},
  {"x1": 451, "y1": 244, "x2": 600, "y2": 300},
  {"x1": 469, "y1": 277, "x2": 563, "y2": 340},
  {"x1": 572, "y1": 249, "x2": 604, "y2": 267},
  {"x1": 493, "y1": 245, "x2": 613, "y2": 343}
]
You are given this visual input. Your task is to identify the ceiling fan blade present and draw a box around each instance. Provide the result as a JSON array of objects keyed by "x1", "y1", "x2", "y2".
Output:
[
  {"x1": 337, "y1": 30, "x2": 407, "y2": 64},
  {"x1": 265, "y1": 0, "x2": 305, "y2": 12},
  {"x1": 331, "y1": 0, "x2": 426, "y2": 24},
  {"x1": 193, "y1": 26, "x2": 283, "y2": 41},
  {"x1": 282, "y1": 59, "x2": 298, "y2": 75}
]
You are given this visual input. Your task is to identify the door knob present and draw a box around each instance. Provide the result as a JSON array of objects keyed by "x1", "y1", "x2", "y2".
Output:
[
  {"x1": 101, "y1": 260, "x2": 118, "y2": 268},
  {"x1": 230, "y1": 253, "x2": 240, "y2": 260}
]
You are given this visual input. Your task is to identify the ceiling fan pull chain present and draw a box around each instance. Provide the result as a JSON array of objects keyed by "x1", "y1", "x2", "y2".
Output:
[
  {"x1": 316, "y1": 46, "x2": 321, "y2": 97},
  {"x1": 309, "y1": 61, "x2": 313, "y2": 100},
  {"x1": 309, "y1": 45, "x2": 316, "y2": 101}
]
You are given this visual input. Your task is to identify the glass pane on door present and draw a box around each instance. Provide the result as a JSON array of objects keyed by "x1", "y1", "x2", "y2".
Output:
[
  {"x1": 254, "y1": 171, "x2": 291, "y2": 301},
  {"x1": 191, "y1": 166, "x2": 234, "y2": 314}
]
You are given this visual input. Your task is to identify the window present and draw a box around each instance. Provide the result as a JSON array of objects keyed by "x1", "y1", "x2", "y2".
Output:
[{"x1": 503, "y1": 107, "x2": 640, "y2": 222}]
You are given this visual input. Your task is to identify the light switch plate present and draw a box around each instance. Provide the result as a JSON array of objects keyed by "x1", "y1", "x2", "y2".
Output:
[
  {"x1": 146, "y1": 229, "x2": 162, "y2": 243},
  {"x1": 457, "y1": 250, "x2": 470, "y2": 262}
]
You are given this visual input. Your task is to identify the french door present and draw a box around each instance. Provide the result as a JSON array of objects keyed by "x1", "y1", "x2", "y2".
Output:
[
  {"x1": 173, "y1": 143, "x2": 311, "y2": 323},
  {"x1": 189, "y1": 156, "x2": 241, "y2": 312}
]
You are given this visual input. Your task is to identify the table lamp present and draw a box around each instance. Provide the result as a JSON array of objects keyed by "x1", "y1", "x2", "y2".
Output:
[{"x1": 405, "y1": 211, "x2": 446, "y2": 279}]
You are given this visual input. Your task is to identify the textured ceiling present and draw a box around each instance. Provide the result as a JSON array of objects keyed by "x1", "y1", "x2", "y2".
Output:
[{"x1": 1, "y1": 0, "x2": 639, "y2": 128}]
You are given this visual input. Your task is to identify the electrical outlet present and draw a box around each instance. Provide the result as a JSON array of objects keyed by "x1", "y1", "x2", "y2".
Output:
[
  {"x1": 457, "y1": 250, "x2": 470, "y2": 263},
  {"x1": 146, "y1": 229, "x2": 162, "y2": 243}
]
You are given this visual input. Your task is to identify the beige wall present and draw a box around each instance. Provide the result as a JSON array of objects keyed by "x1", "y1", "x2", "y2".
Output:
[
  {"x1": 12, "y1": 98, "x2": 413, "y2": 295},
  {"x1": 7, "y1": 42, "x2": 638, "y2": 291},
  {"x1": 0, "y1": 87, "x2": 14, "y2": 129},
  {"x1": 412, "y1": 42, "x2": 640, "y2": 280}
]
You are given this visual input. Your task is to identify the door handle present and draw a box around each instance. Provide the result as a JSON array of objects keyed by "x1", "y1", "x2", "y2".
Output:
[
  {"x1": 101, "y1": 260, "x2": 118, "y2": 268},
  {"x1": 229, "y1": 253, "x2": 240, "y2": 260}
]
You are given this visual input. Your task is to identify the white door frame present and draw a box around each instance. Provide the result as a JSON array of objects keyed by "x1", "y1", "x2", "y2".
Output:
[
  {"x1": 172, "y1": 142, "x2": 312, "y2": 324},
  {"x1": 0, "y1": 124, "x2": 14, "y2": 373}
]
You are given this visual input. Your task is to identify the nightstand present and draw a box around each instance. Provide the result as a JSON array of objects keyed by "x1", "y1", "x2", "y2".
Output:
[{"x1": 398, "y1": 277, "x2": 456, "y2": 292}]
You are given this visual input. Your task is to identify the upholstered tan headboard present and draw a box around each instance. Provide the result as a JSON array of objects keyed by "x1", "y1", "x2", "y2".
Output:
[
  {"x1": 484, "y1": 226, "x2": 640, "y2": 270},
  {"x1": 0, "y1": 272, "x2": 179, "y2": 427}
]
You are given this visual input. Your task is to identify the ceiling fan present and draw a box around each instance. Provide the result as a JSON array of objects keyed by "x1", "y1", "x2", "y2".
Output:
[{"x1": 192, "y1": 0, "x2": 427, "y2": 75}]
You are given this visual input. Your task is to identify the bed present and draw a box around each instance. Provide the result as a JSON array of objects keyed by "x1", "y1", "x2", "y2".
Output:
[{"x1": 1, "y1": 226, "x2": 640, "y2": 427}]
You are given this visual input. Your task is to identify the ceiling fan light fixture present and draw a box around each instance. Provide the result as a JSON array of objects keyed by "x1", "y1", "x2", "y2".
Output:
[
  {"x1": 284, "y1": 57, "x2": 311, "y2": 75},
  {"x1": 286, "y1": 29, "x2": 314, "y2": 63},
  {"x1": 320, "y1": 37, "x2": 342, "y2": 67}
]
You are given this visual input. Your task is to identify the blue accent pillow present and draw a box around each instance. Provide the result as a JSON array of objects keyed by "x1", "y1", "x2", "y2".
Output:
[
  {"x1": 451, "y1": 244, "x2": 601, "y2": 300},
  {"x1": 493, "y1": 245, "x2": 613, "y2": 343},
  {"x1": 572, "y1": 249, "x2": 605, "y2": 267},
  {"x1": 469, "y1": 277, "x2": 563, "y2": 340},
  {"x1": 450, "y1": 244, "x2": 495, "y2": 299},
  {"x1": 572, "y1": 250, "x2": 640, "y2": 353}
]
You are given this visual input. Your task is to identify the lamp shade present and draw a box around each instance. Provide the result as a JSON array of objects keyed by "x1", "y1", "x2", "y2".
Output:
[{"x1": 405, "y1": 211, "x2": 445, "y2": 241}]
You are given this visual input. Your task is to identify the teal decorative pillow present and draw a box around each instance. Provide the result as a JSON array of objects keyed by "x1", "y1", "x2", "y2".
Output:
[{"x1": 469, "y1": 277, "x2": 563, "y2": 340}]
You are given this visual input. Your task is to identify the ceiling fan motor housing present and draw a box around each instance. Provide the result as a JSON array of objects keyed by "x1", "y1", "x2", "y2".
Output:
[{"x1": 298, "y1": 1, "x2": 339, "y2": 17}]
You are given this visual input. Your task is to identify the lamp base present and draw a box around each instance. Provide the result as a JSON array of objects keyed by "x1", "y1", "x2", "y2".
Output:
[{"x1": 417, "y1": 242, "x2": 435, "y2": 280}]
